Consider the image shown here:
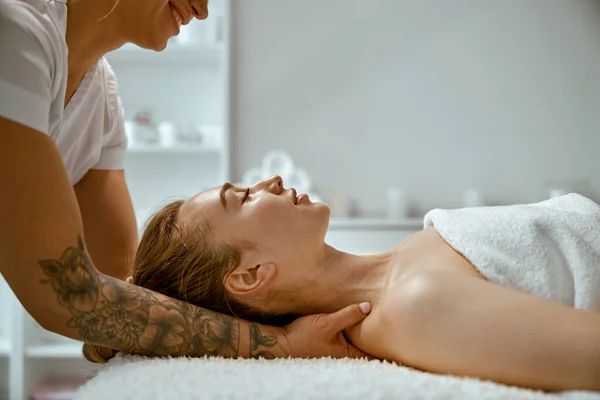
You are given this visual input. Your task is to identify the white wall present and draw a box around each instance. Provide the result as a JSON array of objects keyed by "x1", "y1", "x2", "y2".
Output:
[{"x1": 230, "y1": 0, "x2": 600, "y2": 216}]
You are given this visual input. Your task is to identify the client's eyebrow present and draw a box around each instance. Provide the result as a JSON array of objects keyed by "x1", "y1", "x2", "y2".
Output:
[{"x1": 220, "y1": 182, "x2": 233, "y2": 208}]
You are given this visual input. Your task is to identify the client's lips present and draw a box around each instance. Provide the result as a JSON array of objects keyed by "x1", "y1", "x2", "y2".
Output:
[
  {"x1": 291, "y1": 188, "x2": 298, "y2": 204},
  {"x1": 169, "y1": 2, "x2": 192, "y2": 25},
  {"x1": 297, "y1": 193, "x2": 309, "y2": 204}
]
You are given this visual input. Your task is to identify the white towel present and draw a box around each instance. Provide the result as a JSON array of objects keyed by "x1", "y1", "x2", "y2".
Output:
[
  {"x1": 74, "y1": 355, "x2": 600, "y2": 400},
  {"x1": 423, "y1": 193, "x2": 600, "y2": 311}
]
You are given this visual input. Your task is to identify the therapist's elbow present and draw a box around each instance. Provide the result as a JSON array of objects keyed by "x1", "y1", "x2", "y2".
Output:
[
  {"x1": 24, "y1": 297, "x2": 65, "y2": 335},
  {"x1": 30, "y1": 293, "x2": 90, "y2": 339},
  {"x1": 28, "y1": 271, "x2": 104, "y2": 338}
]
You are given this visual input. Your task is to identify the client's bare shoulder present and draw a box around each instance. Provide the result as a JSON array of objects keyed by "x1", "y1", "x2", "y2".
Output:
[
  {"x1": 345, "y1": 227, "x2": 487, "y2": 362},
  {"x1": 396, "y1": 226, "x2": 486, "y2": 279}
]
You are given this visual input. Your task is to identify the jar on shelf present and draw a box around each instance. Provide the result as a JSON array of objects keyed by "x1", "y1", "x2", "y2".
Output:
[
  {"x1": 177, "y1": 124, "x2": 222, "y2": 148},
  {"x1": 131, "y1": 110, "x2": 159, "y2": 144},
  {"x1": 386, "y1": 187, "x2": 409, "y2": 220},
  {"x1": 157, "y1": 121, "x2": 178, "y2": 147},
  {"x1": 177, "y1": 124, "x2": 206, "y2": 144}
]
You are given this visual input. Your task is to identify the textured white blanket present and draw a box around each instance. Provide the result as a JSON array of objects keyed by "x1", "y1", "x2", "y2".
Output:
[
  {"x1": 74, "y1": 194, "x2": 600, "y2": 399},
  {"x1": 74, "y1": 355, "x2": 600, "y2": 400},
  {"x1": 424, "y1": 193, "x2": 600, "y2": 310}
]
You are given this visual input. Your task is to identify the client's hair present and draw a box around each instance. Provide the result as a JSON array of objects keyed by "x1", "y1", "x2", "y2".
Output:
[{"x1": 82, "y1": 200, "x2": 294, "y2": 364}]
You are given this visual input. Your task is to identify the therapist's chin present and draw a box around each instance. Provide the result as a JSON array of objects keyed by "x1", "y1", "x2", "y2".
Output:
[
  {"x1": 131, "y1": 32, "x2": 174, "y2": 52},
  {"x1": 140, "y1": 38, "x2": 170, "y2": 52}
]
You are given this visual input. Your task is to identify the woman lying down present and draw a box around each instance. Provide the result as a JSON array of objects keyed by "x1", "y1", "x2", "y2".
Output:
[{"x1": 83, "y1": 175, "x2": 600, "y2": 392}]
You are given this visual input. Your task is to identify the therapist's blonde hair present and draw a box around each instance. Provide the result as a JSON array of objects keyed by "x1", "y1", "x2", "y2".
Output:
[
  {"x1": 61, "y1": 0, "x2": 121, "y2": 21},
  {"x1": 98, "y1": 0, "x2": 121, "y2": 21},
  {"x1": 82, "y1": 199, "x2": 291, "y2": 364}
]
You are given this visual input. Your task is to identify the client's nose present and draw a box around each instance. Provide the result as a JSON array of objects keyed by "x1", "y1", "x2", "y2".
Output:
[{"x1": 256, "y1": 175, "x2": 283, "y2": 194}]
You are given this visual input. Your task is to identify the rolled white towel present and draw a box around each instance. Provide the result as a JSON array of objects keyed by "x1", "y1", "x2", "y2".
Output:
[{"x1": 423, "y1": 193, "x2": 600, "y2": 311}]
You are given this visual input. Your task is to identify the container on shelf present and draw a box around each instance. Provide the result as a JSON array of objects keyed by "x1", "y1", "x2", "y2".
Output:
[
  {"x1": 158, "y1": 121, "x2": 178, "y2": 148},
  {"x1": 130, "y1": 110, "x2": 159, "y2": 145},
  {"x1": 177, "y1": 124, "x2": 222, "y2": 147},
  {"x1": 386, "y1": 187, "x2": 410, "y2": 220},
  {"x1": 125, "y1": 119, "x2": 224, "y2": 154},
  {"x1": 329, "y1": 190, "x2": 353, "y2": 219},
  {"x1": 462, "y1": 189, "x2": 485, "y2": 208},
  {"x1": 543, "y1": 179, "x2": 591, "y2": 199}
]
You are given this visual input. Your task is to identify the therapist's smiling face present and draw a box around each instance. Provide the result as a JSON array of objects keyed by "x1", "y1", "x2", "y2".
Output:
[
  {"x1": 178, "y1": 175, "x2": 331, "y2": 266},
  {"x1": 109, "y1": 0, "x2": 209, "y2": 50}
]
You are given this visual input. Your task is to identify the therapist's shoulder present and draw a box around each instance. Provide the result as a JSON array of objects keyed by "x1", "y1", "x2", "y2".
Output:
[
  {"x1": 98, "y1": 58, "x2": 125, "y2": 121},
  {"x1": 0, "y1": 0, "x2": 67, "y2": 134},
  {"x1": 97, "y1": 58, "x2": 127, "y2": 143},
  {"x1": 98, "y1": 58, "x2": 122, "y2": 104},
  {"x1": 0, "y1": 0, "x2": 67, "y2": 76},
  {"x1": 0, "y1": 0, "x2": 64, "y2": 44}
]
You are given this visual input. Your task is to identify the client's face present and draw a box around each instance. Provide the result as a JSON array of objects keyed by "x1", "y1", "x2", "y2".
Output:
[{"x1": 179, "y1": 175, "x2": 331, "y2": 298}]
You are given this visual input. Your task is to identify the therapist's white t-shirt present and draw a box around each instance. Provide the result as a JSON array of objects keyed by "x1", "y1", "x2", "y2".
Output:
[{"x1": 0, "y1": 0, "x2": 127, "y2": 184}]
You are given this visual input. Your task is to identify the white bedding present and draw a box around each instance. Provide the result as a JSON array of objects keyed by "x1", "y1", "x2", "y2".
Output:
[{"x1": 75, "y1": 355, "x2": 600, "y2": 400}]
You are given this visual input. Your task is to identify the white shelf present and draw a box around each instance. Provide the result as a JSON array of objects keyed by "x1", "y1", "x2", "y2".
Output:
[
  {"x1": 105, "y1": 42, "x2": 224, "y2": 67},
  {"x1": 0, "y1": 338, "x2": 9, "y2": 356},
  {"x1": 328, "y1": 217, "x2": 423, "y2": 230},
  {"x1": 127, "y1": 143, "x2": 222, "y2": 154},
  {"x1": 26, "y1": 342, "x2": 83, "y2": 359}
]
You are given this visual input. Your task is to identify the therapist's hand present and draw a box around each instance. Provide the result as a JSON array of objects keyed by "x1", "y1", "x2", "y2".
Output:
[{"x1": 279, "y1": 302, "x2": 373, "y2": 359}]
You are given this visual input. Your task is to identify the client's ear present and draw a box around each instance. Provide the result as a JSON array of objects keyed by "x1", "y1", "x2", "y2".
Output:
[{"x1": 225, "y1": 263, "x2": 276, "y2": 295}]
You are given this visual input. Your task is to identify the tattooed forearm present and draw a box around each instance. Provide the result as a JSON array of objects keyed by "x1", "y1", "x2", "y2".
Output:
[
  {"x1": 38, "y1": 235, "x2": 243, "y2": 358},
  {"x1": 249, "y1": 323, "x2": 278, "y2": 359},
  {"x1": 189, "y1": 308, "x2": 239, "y2": 358}
]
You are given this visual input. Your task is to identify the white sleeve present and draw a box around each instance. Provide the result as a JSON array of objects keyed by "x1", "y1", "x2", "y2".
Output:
[
  {"x1": 93, "y1": 59, "x2": 128, "y2": 170},
  {"x1": 0, "y1": 0, "x2": 62, "y2": 134}
]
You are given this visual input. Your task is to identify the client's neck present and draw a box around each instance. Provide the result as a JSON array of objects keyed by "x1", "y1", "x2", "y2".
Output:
[{"x1": 286, "y1": 245, "x2": 394, "y2": 316}]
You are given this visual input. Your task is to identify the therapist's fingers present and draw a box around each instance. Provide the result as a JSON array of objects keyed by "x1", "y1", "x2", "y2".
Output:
[{"x1": 325, "y1": 302, "x2": 372, "y2": 334}]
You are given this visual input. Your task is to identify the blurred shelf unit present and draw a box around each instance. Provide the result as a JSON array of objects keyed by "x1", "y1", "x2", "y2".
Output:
[
  {"x1": 328, "y1": 217, "x2": 423, "y2": 231},
  {"x1": 325, "y1": 218, "x2": 422, "y2": 255},
  {"x1": 112, "y1": 0, "x2": 232, "y2": 229},
  {"x1": 127, "y1": 142, "x2": 222, "y2": 155},
  {"x1": 0, "y1": 337, "x2": 9, "y2": 356},
  {"x1": 25, "y1": 341, "x2": 83, "y2": 359}
]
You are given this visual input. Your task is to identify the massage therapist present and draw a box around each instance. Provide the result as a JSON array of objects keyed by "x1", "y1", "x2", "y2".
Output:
[{"x1": 0, "y1": 0, "x2": 371, "y2": 360}]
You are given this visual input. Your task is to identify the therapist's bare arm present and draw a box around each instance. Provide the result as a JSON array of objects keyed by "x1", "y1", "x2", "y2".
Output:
[
  {"x1": 0, "y1": 117, "x2": 284, "y2": 358},
  {"x1": 74, "y1": 169, "x2": 138, "y2": 280},
  {"x1": 0, "y1": 117, "x2": 370, "y2": 359}
]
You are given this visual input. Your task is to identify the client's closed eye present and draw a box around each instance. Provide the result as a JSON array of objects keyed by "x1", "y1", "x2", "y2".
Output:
[{"x1": 241, "y1": 188, "x2": 250, "y2": 204}]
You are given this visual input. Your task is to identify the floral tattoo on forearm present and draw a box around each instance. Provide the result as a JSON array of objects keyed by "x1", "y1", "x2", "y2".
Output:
[
  {"x1": 37, "y1": 235, "x2": 273, "y2": 358},
  {"x1": 249, "y1": 323, "x2": 278, "y2": 359}
]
